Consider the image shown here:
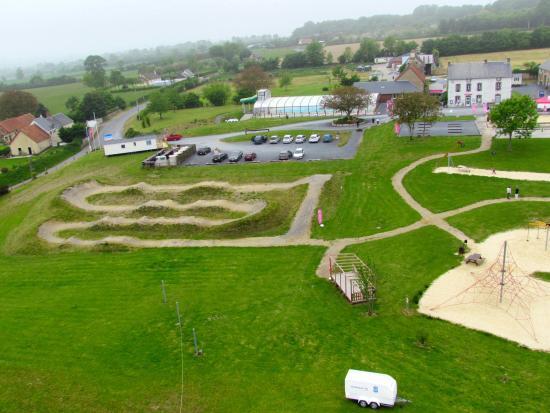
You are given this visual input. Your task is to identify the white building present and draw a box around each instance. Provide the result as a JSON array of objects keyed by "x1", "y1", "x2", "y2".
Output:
[
  {"x1": 103, "y1": 135, "x2": 163, "y2": 156},
  {"x1": 447, "y1": 60, "x2": 512, "y2": 108}
]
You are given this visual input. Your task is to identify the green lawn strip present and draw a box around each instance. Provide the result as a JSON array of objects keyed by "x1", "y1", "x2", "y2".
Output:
[
  {"x1": 222, "y1": 129, "x2": 349, "y2": 144},
  {"x1": 125, "y1": 206, "x2": 246, "y2": 220},
  {"x1": 404, "y1": 139, "x2": 550, "y2": 213},
  {"x1": 311, "y1": 127, "x2": 481, "y2": 240},
  {"x1": 534, "y1": 272, "x2": 550, "y2": 281},
  {"x1": 438, "y1": 115, "x2": 476, "y2": 122},
  {"x1": 0, "y1": 141, "x2": 82, "y2": 187},
  {"x1": 60, "y1": 186, "x2": 307, "y2": 241},
  {"x1": 2, "y1": 229, "x2": 550, "y2": 411},
  {"x1": 446, "y1": 202, "x2": 550, "y2": 242}
]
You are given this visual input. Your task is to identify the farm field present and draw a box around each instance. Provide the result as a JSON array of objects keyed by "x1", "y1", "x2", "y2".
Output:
[
  {"x1": 437, "y1": 48, "x2": 550, "y2": 73},
  {"x1": 23, "y1": 82, "x2": 91, "y2": 114},
  {"x1": 2, "y1": 118, "x2": 550, "y2": 411}
]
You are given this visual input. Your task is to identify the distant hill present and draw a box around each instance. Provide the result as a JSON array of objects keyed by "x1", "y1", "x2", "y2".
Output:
[{"x1": 291, "y1": 0, "x2": 549, "y2": 41}]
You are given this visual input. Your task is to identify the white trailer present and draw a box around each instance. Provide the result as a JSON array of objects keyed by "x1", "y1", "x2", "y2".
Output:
[{"x1": 345, "y1": 369, "x2": 397, "y2": 409}]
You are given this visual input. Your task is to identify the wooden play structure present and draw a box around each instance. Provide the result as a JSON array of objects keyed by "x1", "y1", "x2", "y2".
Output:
[{"x1": 329, "y1": 253, "x2": 377, "y2": 309}]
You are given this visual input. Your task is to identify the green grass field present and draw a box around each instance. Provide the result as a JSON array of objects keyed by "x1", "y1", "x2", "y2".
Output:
[
  {"x1": 0, "y1": 141, "x2": 82, "y2": 187},
  {"x1": 2, "y1": 121, "x2": 550, "y2": 411},
  {"x1": 24, "y1": 83, "x2": 91, "y2": 114}
]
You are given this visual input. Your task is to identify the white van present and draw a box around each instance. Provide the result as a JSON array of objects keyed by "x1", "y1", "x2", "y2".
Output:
[{"x1": 345, "y1": 369, "x2": 397, "y2": 409}]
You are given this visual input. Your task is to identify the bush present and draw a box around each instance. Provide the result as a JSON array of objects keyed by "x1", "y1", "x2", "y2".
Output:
[
  {"x1": 322, "y1": 86, "x2": 329, "y2": 91},
  {"x1": 0, "y1": 185, "x2": 9, "y2": 196},
  {"x1": 202, "y1": 83, "x2": 232, "y2": 106},
  {"x1": 1, "y1": 167, "x2": 8, "y2": 174},
  {"x1": 125, "y1": 128, "x2": 141, "y2": 138},
  {"x1": 59, "y1": 123, "x2": 86, "y2": 144},
  {"x1": 0, "y1": 146, "x2": 10, "y2": 156},
  {"x1": 182, "y1": 92, "x2": 202, "y2": 109}
]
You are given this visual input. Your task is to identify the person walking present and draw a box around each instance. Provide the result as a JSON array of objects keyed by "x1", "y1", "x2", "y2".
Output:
[
  {"x1": 506, "y1": 186, "x2": 512, "y2": 199},
  {"x1": 515, "y1": 187, "x2": 520, "y2": 199}
]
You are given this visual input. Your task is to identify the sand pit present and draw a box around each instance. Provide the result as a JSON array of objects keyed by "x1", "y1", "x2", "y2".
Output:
[
  {"x1": 419, "y1": 229, "x2": 550, "y2": 351},
  {"x1": 435, "y1": 166, "x2": 550, "y2": 182}
]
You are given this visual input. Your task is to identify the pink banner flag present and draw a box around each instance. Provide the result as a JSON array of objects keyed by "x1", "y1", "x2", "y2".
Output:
[
  {"x1": 394, "y1": 123, "x2": 401, "y2": 135},
  {"x1": 472, "y1": 103, "x2": 477, "y2": 113},
  {"x1": 317, "y1": 208, "x2": 323, "y2": 227},
  {"x1": 483, "y1": 103, "x2": 488, "y2": 113}
]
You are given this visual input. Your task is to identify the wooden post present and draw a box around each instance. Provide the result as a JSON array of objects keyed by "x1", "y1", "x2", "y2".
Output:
[{"x1": 161, "y1": 280, "x2": 167, "y2": 304}]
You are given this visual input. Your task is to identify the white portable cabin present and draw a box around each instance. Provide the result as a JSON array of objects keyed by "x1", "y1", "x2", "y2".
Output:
[
  {"x1": 103, "y1": 135, "x2": 162, "y2": 156},
  {"x1": 345, "y1": 369, "x2": 397, "y2": 409}
]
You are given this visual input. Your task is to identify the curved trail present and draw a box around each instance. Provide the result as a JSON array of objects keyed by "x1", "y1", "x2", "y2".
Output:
[{"x1": 38, "y1": 117, "x2": 550, "y2": 281}]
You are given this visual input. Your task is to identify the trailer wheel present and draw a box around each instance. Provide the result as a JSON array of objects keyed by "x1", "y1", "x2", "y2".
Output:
[
  {"x1": 358, "y1": 400, "x2": 368, "y2": 408},
  {"x1": 369, "y1": 402, "x2": 379, "y2": 410}
]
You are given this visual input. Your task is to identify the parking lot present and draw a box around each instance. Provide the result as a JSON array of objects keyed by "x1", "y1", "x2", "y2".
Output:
[{"x1": 181, "y1": 129, "x2": 366, "y2": 166}]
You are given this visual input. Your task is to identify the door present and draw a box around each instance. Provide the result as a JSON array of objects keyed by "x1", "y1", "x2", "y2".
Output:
[
  {"x1": 465, "y1": 96, "x2": 471, "y2": 107},
  {"x1": 28, "y1": 147, "x2": 32, "y2": 155}
]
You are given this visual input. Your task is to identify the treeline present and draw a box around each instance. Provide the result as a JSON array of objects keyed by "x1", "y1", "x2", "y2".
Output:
[
  {"x1": 421, "y1": 27, "x2": 550, "y2": 56},
  {"x1": 0, "y1": 75, "x2": 78, "y2": 92},
  {"x1": 439, "y1": 0, "x2": 550, "y2": 34}
]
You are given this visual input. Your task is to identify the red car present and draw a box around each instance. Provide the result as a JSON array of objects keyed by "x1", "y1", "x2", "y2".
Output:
[
  {"x1": 166, "y1": 134, "x2": 183, "y2": 142},
  {"x1": 244, "y1": 152, "x2": 257, "y2": 161}
]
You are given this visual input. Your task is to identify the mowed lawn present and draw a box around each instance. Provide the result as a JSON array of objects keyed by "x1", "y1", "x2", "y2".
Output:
[
  {"x1": 438, "y1": 48, "x2": 550, "y2": 73},
  {"x1": 24, "y1": 83, "x2": 91, "y2": 114},
  {"x1": 1, "y1": 208, "x2": 550, "y2": 411}
]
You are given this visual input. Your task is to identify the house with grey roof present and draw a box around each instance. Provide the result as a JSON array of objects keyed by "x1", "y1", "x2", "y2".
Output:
[
  {"x1": 538, "y1": 59, "x2": 550, "y2": 89},
  {"x1": 32, "y1": 113, "x2": 74, "y2": 145},
  {"x1": 447, "y1": 60, "x2": 512, "y2": 108}
]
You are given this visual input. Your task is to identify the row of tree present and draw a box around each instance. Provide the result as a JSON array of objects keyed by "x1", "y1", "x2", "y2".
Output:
[
  {"x1": 421, "y1": 26, "x2": 550, "y2": 56},
  {"x1": 65, "y1": 91, "x2": 127, "y2": 122}
]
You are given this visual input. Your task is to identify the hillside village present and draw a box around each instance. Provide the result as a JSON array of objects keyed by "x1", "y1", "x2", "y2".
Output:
[{"x1": 1, "y1": 0, "x2": 550, "y2": 412}]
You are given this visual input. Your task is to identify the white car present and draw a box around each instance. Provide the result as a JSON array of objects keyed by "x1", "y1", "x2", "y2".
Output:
[
  {"x1": 293, "y1": 147, "x2": 305, "y2": 159},
  {"x1": 282, "y1": 134, "x2": 294, "y2": 144},
  {"x1": 269, "y1": 135, "x2": 280, "y2": 144},
  {"x1": 295, "y1": 134, "x2": 306, "y2": 144},
  {"x1": 225, "y1": 118, "x2": 239, "y2": 123},
  {"x1": 308, "y1": 134, "x2": 320, "y2": 143}
]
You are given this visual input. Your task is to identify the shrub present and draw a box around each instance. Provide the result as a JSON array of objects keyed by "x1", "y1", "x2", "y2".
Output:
[
  {"x1": 202, "y1": 83, "x2": 232, "y2": 106},
  {"x1": 0, "y1": 185, "x2": 9, "y2": 196},
  {"x1": 0, "y1": 146, "x2": 10, "y2": 156},
  {"x1": 125, "y1": 128, "x2": 141, "y2": 138},
  {"x1": 1, "y1": 167, "x2": 8, "y2": 174}
]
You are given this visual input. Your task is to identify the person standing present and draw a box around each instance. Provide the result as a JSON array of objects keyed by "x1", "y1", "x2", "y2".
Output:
[
  {"x1": 515, "y1": 187, "x2": 520, "y2": 199},
  {"x1": 506, "y1": 186, "x2": 512, "y2": 199}
]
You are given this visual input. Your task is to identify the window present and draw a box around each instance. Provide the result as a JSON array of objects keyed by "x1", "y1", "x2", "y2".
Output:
[
  {"x1": 454, "y1": 96, "x2": 461, "y2": 105},
  {"x1": 466, "y1": 83, "x2": 471, "y2": 92},
  {"x1": 496, "y1": 82, "x2": 501, "y2": 91},
  {"x1": 465, "y1": 96, "x2": 471, "y2": 106},
  {"x1": 121, "y1": 144, "x2": 126, "y2": 149},
  {"x1": 455, "y1": 83, "x2": 461, "y2": 92},
  {"x1": 476, "y1": 95, "x2": 482, "y2": 104},
  {"x1": 477, "y1": 82, "x2": 482, "y2": 91},
  {"x1": 133, "y1": 142, "x2": 137, "y2": 146},
  {"x1": 495, "y1": 94, "x2": 501, "y2": 103},
  {"x1": 146, "y1": 140, "x2": 152, "y2": 145}
]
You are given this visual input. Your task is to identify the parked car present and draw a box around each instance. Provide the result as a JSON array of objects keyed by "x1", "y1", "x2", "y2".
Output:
[
  {"x1": 308, "y1": 134, "x2": 320, "y2": 143},
  {"x1": 244, "y1": 152, "x2": 257, "y2": 161},
  {"x1": 278, "y1": 150, "x2": 293, "y2": 160},
  {"x1": 323, "y1": 134, "x2": 333, "y2": 143},
  {"x1": 269, "y1": 135, "x2": 280, "y2": 144},
  {"x1": 225, "y1": 118, "x2": 239, "y2": 123},
  {"x1": 293, "y1": 147, "x2": 305, "y2": 159},
  {"x1": 295, "y1": 134, "x2": 306, "y2": 144},
  {"x1": 282, "y1": 134, "x2": 294, "y2": 144},
  {"x1": 166, "y1": 134, "x2": 183, "y2": 142},
  {"x1": 251, "y1": 135, "x2": 267, "y2": 145},
  {"x1": 197, "y1": 146, "x2": 211, "y2": 155},
  {"x1": 228, "y1": 151, "x2": 243, "y2": 162},
  {"x1": 212, "y1": 152, "x2": 228, "y2": 163}
]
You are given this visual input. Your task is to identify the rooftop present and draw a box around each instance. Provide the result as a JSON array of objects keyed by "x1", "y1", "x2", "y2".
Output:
[
  {"x1": 448, "y1": 61, "x2": 512, "y2": 80},
  {"x1": 354, "y1": 80, "x2": 420, "y2": 94},
  {"x1": 104, "y1": 135, "x2": 159, "y2": 145},
  {"x1": 0, "y1": 113, "x2": 34, "y2": 135}
]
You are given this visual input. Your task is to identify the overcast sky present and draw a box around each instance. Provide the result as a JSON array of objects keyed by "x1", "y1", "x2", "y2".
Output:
[{"x1": 1, "y1": 0, "x2": 491, "y2": 67}]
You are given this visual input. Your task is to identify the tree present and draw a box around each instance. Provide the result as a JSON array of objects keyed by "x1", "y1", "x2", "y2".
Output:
[
  {"x1": 234, "y1": 65, "x2": 273, "y2": 96},
  {"x1": 83, "y1": 55, "x2": 107, "y2": 88},
  {"x1": 305, "y1": 41, "x2": 325, "y2": 66},
  {"x1": 0, "y1": 90, "x2": 38, "y2": 120},
  {"x1": 148, "y1": 92, "x2": 170, "y2": 119},
  {"x1": 65, "y1": 96, "x2": 80, "y2": 112},
  {"x1": 29, "y1": 74, "x2": 44, "y2": 86},
  {"x1": 383, "y1": 36, "x2": 397, "y2": 56},
  {"x1": 15, "y1": 67, "x2": 24, "y2": 80},
  {"x1": 282, "y1": 52, "x2": 308, "y2": 69},
  {"x1": 58, "y1": 123, "x2": 86, "y2": 143},
  {"x1": 202, "y1": 83, "x2": 231, "y2": 106},
  {"x1": 490, "y1": 94, "x2": 538, "y2": 150},
  {"x1": 109, "y1": 70, "x2": 126, "y2": 88},
  {"x1": 392, "y1": 92, "x2": 440, "y2": 139},
  {"x1": 339, "y1": 47, "x2": 353, "y2": 64},
  {"x1": 326, "y1": 51, "x2": 334, "y2": 65},
  {"x1": 353, "y1": 38, "x2": 380, "y2": 63},
  {"x1": 324, "y1": 86, "x2": 371, "y2": 119},
  {"x1": 522, "y1": 61, "x2": 540, "y2": 77},
  {"x1": 278, "y1": 72, "x2": 293, "y2": 90},
  {"x1": 181, "y1": 92, "x2": 202, "y2": 108},
  {"x1": 78, "y1": 91, "x2": 108, "y2": 120}
]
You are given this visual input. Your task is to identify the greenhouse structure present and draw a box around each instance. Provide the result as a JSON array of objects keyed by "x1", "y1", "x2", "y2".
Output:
[{"x1": 252, "y1": 89, "x2": 377, "y2": 118}]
